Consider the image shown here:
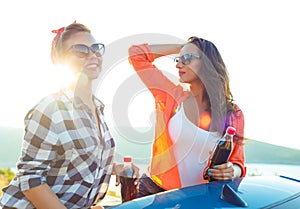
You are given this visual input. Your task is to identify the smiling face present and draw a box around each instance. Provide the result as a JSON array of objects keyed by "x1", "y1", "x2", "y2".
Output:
[
  {"x1": 63, "y1": 31, "x2": 103, "y2": 80},
  {"x1": 176, "y1": 43, "x2": 202, "y2": 84}
]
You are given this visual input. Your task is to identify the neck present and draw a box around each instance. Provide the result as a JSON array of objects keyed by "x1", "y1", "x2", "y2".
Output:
[
  {"x1": 189, "y1": 81, "x2": 210, "y2": 111},
  {"x1": 190, "y1": 81, "x2": 204, "y2": 98},
  {"x1": 69, "y1": 74, "x2": 94, "y2": 105}
]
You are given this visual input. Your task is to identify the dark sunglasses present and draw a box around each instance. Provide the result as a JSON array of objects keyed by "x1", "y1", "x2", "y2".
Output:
[
  {"x1": 174, "y1": 53, "x2": 201, "y2": 65},
  {"x1": 67, "y1": 43, "x2": 105, "y2": 58}
]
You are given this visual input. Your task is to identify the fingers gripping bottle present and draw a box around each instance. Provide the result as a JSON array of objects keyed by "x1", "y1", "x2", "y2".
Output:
[
  {"x1": 204, "y1": 126, "x2": 236, "y2": 182},
  {"x1": 120, "y1": 156, "x2": 137, "y2": 202}
]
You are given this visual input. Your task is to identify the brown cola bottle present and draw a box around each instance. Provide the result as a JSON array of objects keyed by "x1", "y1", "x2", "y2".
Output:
[
  {"x1": 120, "y1": 156, "x2": 137, "y2": 202},
  {"x1": 204, "y1": 126, "x2": 236, "y2": 182}
]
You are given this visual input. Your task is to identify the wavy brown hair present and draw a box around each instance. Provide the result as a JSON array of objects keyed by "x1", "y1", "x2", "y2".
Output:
[{"x1": 187, "y1": 36, "x2": 235, "y2": 135}]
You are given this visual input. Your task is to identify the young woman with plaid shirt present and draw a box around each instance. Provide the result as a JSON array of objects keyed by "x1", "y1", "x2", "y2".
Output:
[{"x1": 0, "y1": 22, "x2": 138, "y2": 209}]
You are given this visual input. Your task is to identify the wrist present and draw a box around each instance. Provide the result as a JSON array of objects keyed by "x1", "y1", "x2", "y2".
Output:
[{"x1": 233, "y1": 164, "x2": 242, "y2": 178}]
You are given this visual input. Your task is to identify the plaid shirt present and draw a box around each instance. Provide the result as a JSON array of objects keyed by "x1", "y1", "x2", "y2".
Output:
[{"x1": 0, "y1": 90, "x2": 115, "y2": 209}]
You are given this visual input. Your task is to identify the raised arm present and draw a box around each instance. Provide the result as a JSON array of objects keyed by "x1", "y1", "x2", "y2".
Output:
[
  {"x1": 128, "y1": 43, "x2": 187, "y2": 104},
  {"x1": 148, "y1": 44, "x2": 182, "y2": 59}
]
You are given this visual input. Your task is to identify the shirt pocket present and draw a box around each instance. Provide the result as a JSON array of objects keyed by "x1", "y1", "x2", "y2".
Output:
[{"x1": 64, "y1": 140, "x2": 98, "y2": 184}]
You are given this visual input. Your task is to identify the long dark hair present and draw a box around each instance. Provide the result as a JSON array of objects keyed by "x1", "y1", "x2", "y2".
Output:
[{"x1": 187, "y1": 36, "x2": 235, "y2": 135}]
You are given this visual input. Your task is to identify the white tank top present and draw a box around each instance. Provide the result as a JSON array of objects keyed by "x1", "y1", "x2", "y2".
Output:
[{"x1": 168, "y1": 105, "x2": 221, "y2": 187}]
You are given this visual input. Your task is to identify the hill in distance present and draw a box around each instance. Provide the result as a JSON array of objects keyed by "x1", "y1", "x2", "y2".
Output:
[
  {"x1": 0, "y1": 126, "x2": 299, "y2": 168},
  {"x1": 244, "y1": 139, "x2": 300, "y2": 165}
]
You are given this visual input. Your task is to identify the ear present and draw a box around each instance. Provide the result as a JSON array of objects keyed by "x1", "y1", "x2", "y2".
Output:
[{"x1": 52, "y1": 52, "x2": 68, "y2": 65}]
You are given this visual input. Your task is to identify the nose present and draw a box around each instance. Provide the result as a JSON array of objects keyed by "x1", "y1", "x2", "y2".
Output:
[
  {"x1": 86, "y1": 50, "x2": 103, "y2": 61},
  {"x1": 176, "y1": 59, "x2": 183, "y2": 68},
  {"x1": 86, "y1": 50, "x2": 97, "y2": 58}
]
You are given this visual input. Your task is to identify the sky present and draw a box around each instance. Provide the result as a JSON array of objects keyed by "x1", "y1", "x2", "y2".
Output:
[{"x1": 0, "y1": 0, "x2": 300, "y2": 150}]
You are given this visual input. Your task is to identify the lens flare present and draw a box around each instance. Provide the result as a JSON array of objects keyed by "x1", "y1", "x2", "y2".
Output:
[{"x1": 199, "y1": 111, "x2": 211, "y2": 130}]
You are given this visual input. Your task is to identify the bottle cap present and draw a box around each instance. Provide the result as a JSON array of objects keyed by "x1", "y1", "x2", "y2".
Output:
[
  {"x1": 124, "y1": 156, "x2": 132, "y2": 163},
  {"x1": 226, "y1": 126, "x2": 236, "y2": 135}
]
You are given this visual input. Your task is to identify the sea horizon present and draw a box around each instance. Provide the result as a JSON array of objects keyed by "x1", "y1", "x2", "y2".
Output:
[{"x1": 2, "y1": 163, "x2": 298, "y2": 181}]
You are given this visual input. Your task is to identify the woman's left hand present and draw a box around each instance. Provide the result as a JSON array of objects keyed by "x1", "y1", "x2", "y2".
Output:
[{"x1": 208, "y1": 162, "x2": 235, "y2": 180}]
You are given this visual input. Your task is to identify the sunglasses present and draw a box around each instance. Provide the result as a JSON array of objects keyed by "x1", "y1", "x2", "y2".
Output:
[
  {"x1": 67, "y1": 43, "x2": 105, "y2": 58},
  {"x1": 174, "y1": 53, "x2": 201, "y2": 65}
]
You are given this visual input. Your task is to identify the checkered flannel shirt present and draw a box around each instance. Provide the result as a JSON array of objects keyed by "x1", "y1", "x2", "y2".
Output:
[{"x1": 0, "y1": 90, "x2": 115, "y2": 209}]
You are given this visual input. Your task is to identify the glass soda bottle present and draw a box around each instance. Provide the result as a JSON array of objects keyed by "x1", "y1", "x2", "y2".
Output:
[
  {"x1": 120, "y1": 156, "x2": 137, "y2": 202},
  {"x1": 204, "y1": 126, "x2": 236, "y2": 182}
]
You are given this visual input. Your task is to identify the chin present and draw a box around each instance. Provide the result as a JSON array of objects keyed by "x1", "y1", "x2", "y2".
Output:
[
  {"x1": 180, "y1": 78, "x2": 190, "y2": 84},
  {"x1": 84, "y1": 70, "x2": 101, "y2": 80}
]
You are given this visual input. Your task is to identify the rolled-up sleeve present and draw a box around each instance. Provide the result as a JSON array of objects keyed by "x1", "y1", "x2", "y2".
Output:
[
  {"x1": 17, "y1": 100, "x2": 59, "y2": 191},
  {"x1": 128, "y1": 43, "x2": 155, "y2": 70},
  {"x1": 228, "y1": 106, "x2": 247, "y2": 177}
]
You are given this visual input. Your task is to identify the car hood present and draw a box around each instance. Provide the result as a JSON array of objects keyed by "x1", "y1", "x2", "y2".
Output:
[{"x1": 110, "y1": 176, "x2": 300, "y2": 209}]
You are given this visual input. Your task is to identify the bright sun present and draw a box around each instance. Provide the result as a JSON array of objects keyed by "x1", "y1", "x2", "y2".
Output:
[{"x1": 50, "y1": 64, "x2": 75, "y2": 91}]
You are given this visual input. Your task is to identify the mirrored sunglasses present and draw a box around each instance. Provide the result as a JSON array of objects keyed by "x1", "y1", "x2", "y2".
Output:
[
  {"x1": 68, "y1": 43, "x2": 105, "y2": 58},
  {"x1": 174, "y1": 53, "x2": 201, "y2": 65}
]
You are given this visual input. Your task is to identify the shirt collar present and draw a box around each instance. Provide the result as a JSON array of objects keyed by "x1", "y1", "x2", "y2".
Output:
[
  {"x1": 61, "y1": 89, "x2": 105, "y2": 112},
  {"x1": 93, "y1": 95, "x2": 105, "y2": 114}
]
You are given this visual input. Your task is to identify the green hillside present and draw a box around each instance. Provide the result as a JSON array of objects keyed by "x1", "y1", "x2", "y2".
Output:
[
  {"x1": 0, "y1": 126, "x2": 299, "y2": 169},
  {"x1": 0, "y1": 127, "x2": 23, "y2": 168},
  {"x1": 244, "y1": 139, "x2": 300, "y2": 165}
]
